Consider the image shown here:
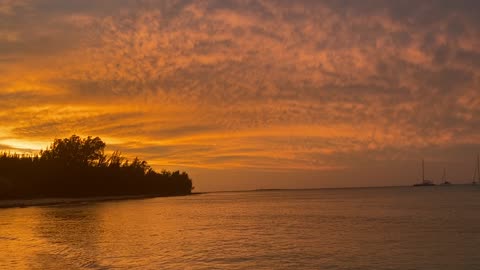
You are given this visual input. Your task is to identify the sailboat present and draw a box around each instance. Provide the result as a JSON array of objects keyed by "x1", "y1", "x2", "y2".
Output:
[
  {"x1": 440, "y1": 168, "x2": 451, "y2": 185},
  {"x1": 413, "y1": 159, "x2": 435, "y2": 186},
  {"x1": 473, "y1": 154, "x2": 479, "y2": 185}
]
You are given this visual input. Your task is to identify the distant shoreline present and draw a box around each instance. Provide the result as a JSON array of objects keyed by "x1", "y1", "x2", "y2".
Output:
[
  {"x1": 0, "y1": 193, "x2": 203, "y2": 209},
  {"x1": 204, "y1": 183, "x2": 476, "y2": 194}
]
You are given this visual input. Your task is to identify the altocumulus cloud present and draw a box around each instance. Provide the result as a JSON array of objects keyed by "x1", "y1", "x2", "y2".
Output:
[{"x1": 1, "y1": 0, "x2": 480, "y2": 190}]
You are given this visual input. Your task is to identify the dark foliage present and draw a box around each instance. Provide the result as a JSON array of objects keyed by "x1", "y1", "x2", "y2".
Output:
[{"x1": 0, "y1": 135, "x2": 193, "y2": 199}]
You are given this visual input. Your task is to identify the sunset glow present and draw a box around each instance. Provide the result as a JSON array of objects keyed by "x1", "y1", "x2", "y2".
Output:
[{"x1": 2, "y1": 0, "x2": 480, "y2": 190}]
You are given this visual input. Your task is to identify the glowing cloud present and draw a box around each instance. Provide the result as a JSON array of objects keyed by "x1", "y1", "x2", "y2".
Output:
[{"x1": 1, "y1": 0, "x2": 480, "y2": 190}]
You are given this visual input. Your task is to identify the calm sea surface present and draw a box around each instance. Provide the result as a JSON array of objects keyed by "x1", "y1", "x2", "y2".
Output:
[{"x1": 1, "y1": 186, "x2": 480, "y2": 269}]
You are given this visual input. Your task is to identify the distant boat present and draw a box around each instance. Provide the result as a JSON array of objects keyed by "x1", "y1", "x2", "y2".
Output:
[
  {"x1": 440, "y1": 168, "x2": 451, "y2": 185},
  {"x1": 413, "y1": 159, "x2": 435, "y2": 187},
  {"x1": 473, "y1": 154, "x2": 480, "y2": 185}
]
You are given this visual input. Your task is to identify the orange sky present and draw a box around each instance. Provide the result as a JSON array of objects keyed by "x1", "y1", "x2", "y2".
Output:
[{"x1": 1, "y1": 0, "x2": 480, "y2": 191}]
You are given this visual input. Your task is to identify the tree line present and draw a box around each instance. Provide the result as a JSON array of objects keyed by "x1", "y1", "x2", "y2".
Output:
[{"x1": 0, "y1": 135, "x2": 193, "y2": 199}]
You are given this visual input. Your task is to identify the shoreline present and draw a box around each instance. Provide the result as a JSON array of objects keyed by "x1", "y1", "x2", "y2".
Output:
[
  {"x1": 3, "y1": 184, "x2": 473, "y2": 209},
  {"x1": 0, "y1": 193, "x2": 202, "y2": 209}
]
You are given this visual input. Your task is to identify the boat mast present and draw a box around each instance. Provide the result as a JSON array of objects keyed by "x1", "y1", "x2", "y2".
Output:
[
  {"x1": 477, "y1": 154, "x2": 480, "y2": 182},
  {"x1": 422, "y1": 159, "x2": 425, "y2": 184},
  {"x1": 473, "y1": 154, "x2": 479, "y2": 184},
  {"x1": 443, "y1": 168, "x2": 446, "y2": 183}
]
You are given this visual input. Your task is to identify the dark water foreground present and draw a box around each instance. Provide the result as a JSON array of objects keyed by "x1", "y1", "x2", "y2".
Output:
[{"x1": 1, "y1": 186, "x2": 480, "y2": 269}]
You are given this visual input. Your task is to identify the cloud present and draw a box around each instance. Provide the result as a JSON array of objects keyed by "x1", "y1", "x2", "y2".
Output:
[{"x1": 1, "y1": 0, "x2": 480, "y2": 189}]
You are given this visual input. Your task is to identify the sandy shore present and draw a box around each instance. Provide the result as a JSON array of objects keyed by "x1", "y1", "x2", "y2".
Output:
[{"x1": 0, "y1": 194, "x2": 197, "y2": 209}]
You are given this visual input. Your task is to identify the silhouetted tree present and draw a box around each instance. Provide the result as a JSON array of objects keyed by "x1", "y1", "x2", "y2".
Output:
[
  {"x1": 0, "y1": 135, "x2": 193, "y2": 199},
  {"x1": 40, "y1": 135, "x2": 106, "y2": 167}
]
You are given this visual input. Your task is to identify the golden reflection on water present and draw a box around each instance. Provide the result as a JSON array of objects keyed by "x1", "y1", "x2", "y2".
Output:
[
  {"x1": 1, "y1": 199, "x2": 204, "y2": 269},
  {"x1": 1, "y1": 188, "x2": 480, "y2": 269}
]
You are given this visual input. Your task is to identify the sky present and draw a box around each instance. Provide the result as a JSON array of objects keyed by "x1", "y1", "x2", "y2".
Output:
[{"x1": 1, "y1": 0, "x2": 480, "y2": 191}]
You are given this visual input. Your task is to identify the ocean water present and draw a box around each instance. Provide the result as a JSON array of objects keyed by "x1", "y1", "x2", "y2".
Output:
[{"x1": 1, "y1": 186, "x2": 480, "y2": 269}]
